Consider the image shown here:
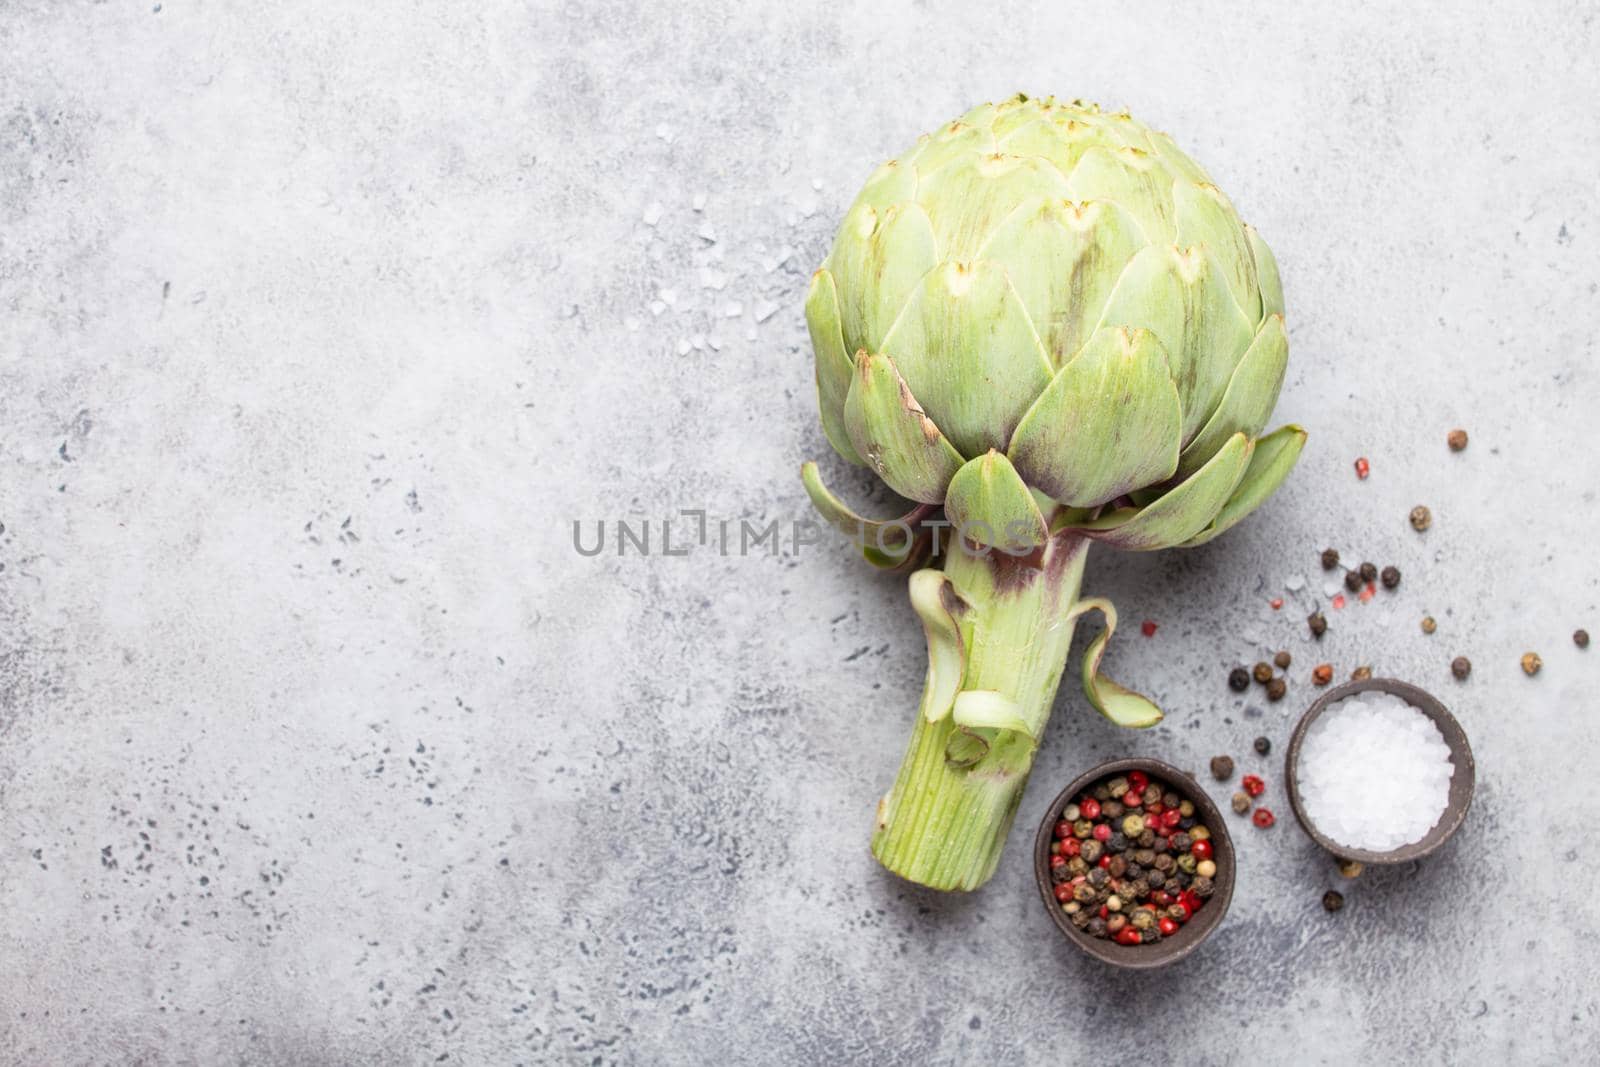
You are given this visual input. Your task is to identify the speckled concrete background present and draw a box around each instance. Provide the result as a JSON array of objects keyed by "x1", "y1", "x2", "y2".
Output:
[{"x1": 2, "y1": 2, "x2": 1597, "y2": 1064}]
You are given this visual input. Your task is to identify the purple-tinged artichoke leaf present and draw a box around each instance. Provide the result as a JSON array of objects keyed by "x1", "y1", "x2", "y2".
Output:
[
  {"x1": 1067, "y1": 431, "x2": 1253, "y2": 550},
  {"x1": 1182, "y1": 424, "x2": 1306, "y2": 547}
]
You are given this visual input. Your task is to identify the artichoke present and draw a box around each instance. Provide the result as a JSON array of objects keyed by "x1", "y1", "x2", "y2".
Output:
[{"x1": 802, "y1": 95, "x2": 1304, "y2": 891}]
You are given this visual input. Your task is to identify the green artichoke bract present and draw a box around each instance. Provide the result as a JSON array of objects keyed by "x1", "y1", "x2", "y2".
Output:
[{"x1": 802, "y1": 95, "x2": 1305, "y2": 891}]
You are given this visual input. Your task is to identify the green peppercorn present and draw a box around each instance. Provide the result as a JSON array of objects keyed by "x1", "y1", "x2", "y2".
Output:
[
  {"x1": 1210, "y1": 755, "x2": 1234, "y2": 781},
  {"x1": 1253, "y1": 736, "x2": 1271, "y2": 755},
  {"x1": 1381, "y1": 565, "x2": 1400, "y2": 589},
  {"x1": 1080, "y1": 839, "x2": 1103, "y2": 864},
  {"x1": 1191, "y1": 826, "x2": 1211, "y2": 841},
  {"x1": 1093, "y1": 783, "x2": 1112, "y2": 801},
  {"x1": 1321, "y1": 547, "x2": 1340, "y2": 570},
  {"x1": 1177, "y1": 853, "x2": 1197, "y2": 874},
  {"x1": 1177, "y1": 800, "x2": 1194, "y2": 818},
  {"x1": 1252, "y1": 661, "x2": 1273, "y2": 684},
  {"x1": 1107, "y1": 776, "x2": 1129, "y2": 798},
  {"x1": 1129, "y1": 908, "x2": 1156, "y2": 931},
  {"x1": 1452, "y1": 656, "x2": 1471, "y2": 680},
  {"x1": 1359, "y1": 561, "x2": 1377, "y2": 583},
  {"x1": 1073, "y1": 882, "x2": 1096, "y2": 903},
  {"x1": 1344, "y1": 569, "x2": 1364, "y2": 592},
  {"x1": 1073, "y1": 818, "x2": 1093, "y2": 838},
  {"x1": 1066, "y1": 856, "x2": 1088, "y2": 876},
  {"x1": 1228, "y1": 666, "x2": 1250, "y2": 691},
  {"x1": 1121, "y1": 814, "x2": 1146, "y2": 837},
  {"x1": 1266, "y1": 677, "x2": 1287, "y2": 702},
  {"x1": 1232, "y1": 791, "x2": 1250, "y2": 814},
  {"x1": 1308, "y1": 611, "x2": 1328, "y2": 638},
  {"x1": 1323, "y1": 890, "x2": 1345, "y2": 913}
]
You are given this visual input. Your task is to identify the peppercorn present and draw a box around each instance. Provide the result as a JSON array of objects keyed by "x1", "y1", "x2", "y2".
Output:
[
  {"x1": 1062, "y1": 803, "x2": 1080, "y2": 822},
  {"x1": 1253, "y1": 736, "x2": 1271, "y2": 755},
  {"x1": 1086, "y1": 916, "x2": 1109, "y2": 939},
  {"x1": 1312, "y1": 663, "x2": 1333, "y2": 686},
  {"x1": 1519, "y1": 651, "x2": 1541, "y2": 676},
  {"x1": 1190, "y1": 838, "x2": 1213, "y2": 862},
  {"x1": 1161, "y1": 791, "x2": 1178, "y2": 810},
  {"x1": 1359, "y1": 561, "x2": 1377, "y2": 583},
  {"x1": 1252, "y1": 807, "x2": 1276, "y2": 828},
  {"x1": 1106, "y1": 913, "x2": 1127, "y2": 935},
  {"x1": 1351, "y1": 665, "x2": 1372, "y2": 681},
  {"x1": 1252, "y1": 661, "x2": 1273, "y2": 685},
  {"x1": 1447, "y1": 428, "x2": 1468, "y2": 452},
  {"x1": 1164, "y1": 903, "x2": 1188, "y2": 923},
  {"x1": 1338, "y1": 858, "x2": 1365, "y2": 879},
  {"x1": 1409, "y1": 505, "x2": 1431, "y2": 532},
  {"x1": 1178, "y1": 799, "x2": 1195, "y2": 818},
  {"x1": 1066, "y1": 857, "x2": 1088, "y2": 876},
  {"x1": 1091, "y1": 783, "x2": 1111, "y2": 801},
  {"x1": 1344, "y1": 569, "x2": 1364, "y2": 593},
  {"x1": 1240, "y1": 776, "x2": 1264, "y2": 798},
  {"x1": 1146, "y1": 869, "x2": 1166, "y2": 889},
  {"x1": 1073, "y1": 882, "x2": 1096, "y2": 903},
  {"x1": 1274, "y1": 651, "x2": 1292, "y2": 671},
  {"x1": 1101, "y1": 799, "x2": 1124, "y2": 820},
  {"x1": 1106, "y1": 832, "x2": 1128, "y2": 854},
  {"x1": 1107, "y1": 776, "x2": 1129, "y2": 798},
  {"x1": 1354, "y1": 456, "x2": 1370, "y2": 479},
  {"x1": 1142, "y1": 784, "x2": 1161, "y2": 806},
  {"x1": 1153, "y1": 852, "x2": 1175, "y2": 872},
  {"x1": 1157, "y1": 916, "x2": 1180, "y2": 937},
  {"x1": 1321, "y1": 547, "x2": 1340, "y2": 570},
  {"x1": 1381, "y1": 565, "x2": 1400, "y2": 589},
  {"x1": 1087, "y1": 866, "x2": 1109, "y2": 889},
  {"x1": 1322, "y1": 890, "x2": 1345, "y2": 913},
  {"x1": 1079, "y1": 798, "x2": 1101, "y2": 820},
  {"x1": 1121, "y1": 814, "x2": 1145, "y2": 837},
  {"x1": 1073, "y1": 818, "x2": 1093, "y2": 838},
  {"x1": 1231, "y1": 791, "x2": 1250, "y2": 814},
  {"x1": 1266, "y1": 678, "x2": 1286, "y2": 702},
  {"x1": 1080, "y1": 839, "x2": 1104, "y2": 864},
  {"x1": 1210, "y1": 755, "x2": 1234, "y2": 781},
  {"x1": 1196, "y1": 858, "x2": 1216, "y2": 879},
  {"x1": 1132, "y1": 849, "x2": 1155, "y2": 867},
  {"x1": 1137, "y1": 829, "x2": 1156, "y2": 848},
  {"x1": 1129, "y1": 908, "x2": 1155, "y2": 931},
  {"x1": 1124, "y1": 863, "x2": 1145, "y2": 883},
  {"x1": 1176, "y1": 853, "x2": 1197, "y2": 874},
  {"x1": 1576, "y1": 629, "x2": 1590, "y2": 649},
  {"x1": 1421, "y1": 615, "x2": 1437, "y2": 635},
  {"x1": 1191, "y1": 875, "x2": 1215, "y2": 898},
  {"x1": 1071, "y1": 908, "x2": 1093, "y2": 929},
  {"x1": 1129, "y1": 879, "x2": 1151, "y2": 900},
  {"x1": 1190, "y1": 826, "x2": 1211, "y2": 841},
  {"x1": 1451, "y1": 656, "x2": 1471, "y2": 680},
  {"x1": 1228, "y1": 666, "x2": 1250, "y2": 691},
  {"x1": 1063, "y1": 899, "x2": 1081, "y2": 915},
  {"x1": 1107, "y1": 855, "x2": 1127, "y2": 878}
]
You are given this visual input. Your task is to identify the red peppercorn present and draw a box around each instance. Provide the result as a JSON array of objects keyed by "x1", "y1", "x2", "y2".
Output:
[
  {"x1": 1253, "y1": 807, "x2": 1276, "y2": 828},
  {"x1": 1098, "y1": 854, "x2": 1111, "y2": 869},
  {"x1": 1054, "y1": 820, "x2": 1072, "y2": 839},
  {"x1": 1145, "y1": 803, "x2": 1162, "y2": 820},
  {"x1": 1151, "y1": 890, "x2": 1171, "y2": 907},
  {"x1": 1079, "y1": 798, "x2": 1101, "y2": 820},
  {"x1": 1059, "y1": 838, "x2": 1081, "y2": 858},
  {"x1": 1241, "y1": 774, "x2": 1265, "y2": 797},
  {"x1": 1162, "y1": 809, "x2": 1181, "y2": 829},
  {"x1": 1358, "y1": 582, "x2": 1375, "y2": 604},
  {"x1": 1054, "y1": 883, "x2": 1073, "y2": 902},
  {"x1": 1191, "y1": 838, "x2": 1213, "y2": 861},
  {"x1": 1270, "y1": 597, "x2": 1284, "y2": 610},
  {"x1": 1127, "y1": 771, "x2": 1149, "y2": 793},
  {"x1": 1093, "y1": 824, "x2": 1112, "y2": 841},
  {"x1": 1099, "y1": 905, "x2": 1109, "y2": 919},
  {"x1": 1115, "y1": 928, "x2": 1142, "y2": 946},
  {"x1": 1141, "y1": 620, "x2": 1158, "y2": 637},
  {"x1": 1123, "y1": 791, "x2": 1142, "y2": 808},
  {"x1": 1158, "y1": 917, "x2": 1179, "y2": 936},
  {"x1": 1179, "y1": 890, "x2": 1201, "y2": 914},
  {"x1": 1354, "y1": 456, "x2": 1370, "y2": 479},
  {"x1": 1050, "y1": 854, "x2": 1066, "y2": 870}
]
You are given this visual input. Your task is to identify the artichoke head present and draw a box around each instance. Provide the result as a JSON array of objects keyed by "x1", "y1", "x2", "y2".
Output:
[{"x1": 806, "y1": 95, "x2": 1304, "y2": 553}]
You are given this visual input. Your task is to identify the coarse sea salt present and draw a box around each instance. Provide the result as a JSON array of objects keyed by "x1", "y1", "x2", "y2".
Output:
[{"x1": 1297, "y1": 690, "x2": 1452, "y2": 851}]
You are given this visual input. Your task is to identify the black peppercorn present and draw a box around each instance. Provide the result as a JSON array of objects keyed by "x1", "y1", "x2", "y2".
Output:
[
  {"x1": 1359, "y1": 561, "x2": 1377, "y2": 583},
  {"x1": 1575, "y1": 629, "x2": 1590, "y2": 650},
  {"x1": 1381, "y1": 565, "x2": 1400, "y2": 589},
  {"x1": 1093, "y1": 783, "x2": 1112, "y2": 801},
  {"x1": 1142, "y1": 784, "x2": 1161, "y2": 805},
  {"x1": 1128, "y1": 879, "x2": 1151, "y2": 901},
  {"x1": 1140, "y1": 927, "x2": 1161, "y2": 944},
  {"x1": 1274, "y1": 650, "x2": 1291, "y2": 669},
  {"x1": 1102, "y1": 799, "x2": 1125, "y2": 820},
  {"x1": 1168, "y1": 871, "x2": 1190, "y2": 890},
  {"x1": 1344, "y1": 569, "x2": 1363, "y2": 592},
  {"x1": 1252, "y1": 661, "x2": 1273, "y2": 684},
  {"x1": 1321, "y1": 547, "x2": 1340, "y2": 570},
  {"x1": 1146, "y1": 869, "x2": 1166, "y2": 889},
  {"x1": 1253, "y1": 735, "x2": 1271, "y2": 755},
  {"x1": 1409, "y1": 505, "x2": 1431, "y2": 532},
  {"x1": 1322, "y1": 890, "x2": 1345, "y2": 913},
  {"x1": 1087, "y1": 866, "x2": 1109, "y2": 889},
  {"x1": 1153, "y1": 853, "x2": 1175, "y2": 873},
  {"x1": 1071, "y1": 908, "x2": 1093, "y2": 929},
  {"x1": 1107, "y1": 832, "x2": 1129, "y2": 854},
  {"x1": 1132, "y1": 848, "x2": 1155, "y2": 867},
  {"x1": 1210, "y1": 755, "x2": 1234, "y2": 780},
  {"x1": 1451, "y1": 656, "x2": 1471, "y2": 680},
  {"x1": 1169, "y1": 833, "x2": 1191, "y2": 853},
  {"x1": 1266, "y1": 677, "x2": 1287, "y2": 702},
  {"x1": 1192, "y1": 875, "x2": 1215, "y2": 898},
  {"x1": 1138, "y1": 829, "x2": 1156, "y2": 848},
  {"x1": 1228, "y1": 666, "x2": 1250, "y2": 691},
  {"x1": 1086, "y1": 916, "x2": 1109, "y2": 939},
  {"x1": 1161, "y1": 791, "x2": 1179, "y2": 809},
  {"x1": 1308, "y1": 611, "x2": 1328, "y2": 638},
  {"x1": 1108, "y1": 855, "x2": 1127, "y2": 878},
  {"x1": 1124, "y1": 862, "x2": 1145, "y2": 881}
]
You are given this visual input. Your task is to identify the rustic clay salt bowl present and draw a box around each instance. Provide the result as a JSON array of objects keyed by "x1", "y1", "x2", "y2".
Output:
[
  {"x1": 1034, "y1": 757, "x2": 1234, "y2": 969},
  {"x1": 1284, "y1": 676, "x2": 1475, "y2": 865}
]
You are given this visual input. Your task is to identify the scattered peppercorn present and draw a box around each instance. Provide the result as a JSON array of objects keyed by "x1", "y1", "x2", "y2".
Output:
[
  {"x1": 1210, "y1": 755, "x2": 1234, "y2": 781},
  {"x1": 1322, "y1": 890, "x2": 1345, "y2": 913},
  {"x1": 1451, "y1": 656, "x2": 1471, "y2": 680},
  {"x1": 1421, "y1": 615, "x2": 1437, "y2": 635},
  {"x1": 1312, "y1": 663, "x2": 1333, "y2": 686},
  {"x1": 1359, "y1": 561, "x2": 1377, "y2": 583},
  {"x1": 1521, "y1": 652, "x2": 1542, "y2": 676},
  {"x1": 1240, "y1": 775, "x2": 1265, "y2": 798},
  {"x1": 1380, "y1": 565, "x2": 1400, "y2": 589},
  {"x1": 1274, "y1": 650, "x2": 1291, "y2": 669},
  {"x1": 1253, "y1": 736, "x2": 1271, "y2": 755},
  {"x1": 1447, "y1": 428, "x2": 1468, "y2": 452},
  {"x1": 1338, "y1": 859, "x2": 1365, "y2": 879},
  {"x1": 1344, "y1": 569, "x2": 1364, "y2": 593},
  {"x1": 1308, "y1": 611, "x2": 1327, "y2": 638},
  {"x1": 1409, "y1": 505, "x2": 1431, "y2": 532},
  {"x1": 1351, "y1": 666, "x2": 1372, "y2": 681},
  {"x1": 1252, "y1": 807, "x2": 1276, "y2": 828},
  {"x1": 1265, "y1": 678, "x2": 1285, "y2": 702},
  {"x1": 1228, "y1": 666, "x2": 1250, "y2": 692},
  {"x1": 1252, "y1": 662, "x2": 1273, "y2": 685},
  {"x1": 1231, "y1": 791, "x2": 1250, "y2": 814},
  {"x1": 1321, "y1": 547, "x2": 1340, "y2": 570},
  {"x1": 1354, "y1": 456, "x2": 1370, "y2": 479},
  {"x1": 1577, "y1": 629, "x2": 1591, "y2": 649}
]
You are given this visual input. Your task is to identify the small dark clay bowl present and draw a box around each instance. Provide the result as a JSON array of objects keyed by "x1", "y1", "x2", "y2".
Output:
[
  {"x1": 1033, "y1": 757, "x2": 1234, "y2": 969},
  {"x1": 1284, "y1": 677, "x2": 1475, "y2": 865}
]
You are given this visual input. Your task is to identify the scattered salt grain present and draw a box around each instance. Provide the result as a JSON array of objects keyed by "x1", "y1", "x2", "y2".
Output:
[
  {"x1": 642, "y1": 202, "x2": 663, "y2": 226},
  {"x1": 754, "y1": 301, "x2": 779, "y2": 323},
  {"x1": 1297, "y1": 690, "x2": 1452, "y2": 851},
  {"x1": 692, "y1": 192, "x2": 707, "y2": 212},
  {"x1": 722, "y1": 301, "x2": 743, "y2": 318}
]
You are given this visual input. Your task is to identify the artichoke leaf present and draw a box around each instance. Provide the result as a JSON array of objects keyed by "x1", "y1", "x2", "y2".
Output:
[
  {"x1": 827, "y1": 202, "x2": 941, "y2": 356},
  {"x1": 1067, "y1": 431, "x2": 1253, "y2": 550},
  {"x1": 1007, "y1": 326, "x2": 1182, "y2": 508},
  {"x1": 1065, "y1": 596, "x2": 1164, "y2": 728},
  {"x1": 1095, "y1": 244, "x2": 1254, "y2": 445},
  {"x1": 800, "y1": 461, "x2": 932, "y2": 567},
  {"x1": 843, "y1": 351, "x2": 965, "y2": 504},
  {"x1": 805, "y1": 269, "x2": 865, "y2": 466},
  {"x1": 1182, "y1": 424, "x2": 1306, "y2": 547},
  {"x1": 943, "y1": 451, "x2": 1049, "y2": 552},
  {"x1": 1173, "y1": 180, "x2": 1261, "y2": 325},
  {"x1": 916, "y1": 153, "x2": 1073, "y2": 260},
  {"x1": 1065, "y1": 144, "x2": 1176, "y2": 245},
  {"x1": 1176, "y1": 314, "x2": 1288, "y2": 479},
  {"x1": 881, "y1": 260, "x2": 1054, "y2": 459},
  {"x1": 910, "y1": 569, "x2": 971, "y2": 724},
  {"x1": 1246, "y1": 224, "x2": 1285, "y2": 322}
]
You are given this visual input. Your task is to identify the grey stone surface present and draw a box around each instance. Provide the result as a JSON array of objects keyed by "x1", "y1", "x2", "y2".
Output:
[{"x1": 2, "y1": 1, "x2": 1597, "y2": 1063}]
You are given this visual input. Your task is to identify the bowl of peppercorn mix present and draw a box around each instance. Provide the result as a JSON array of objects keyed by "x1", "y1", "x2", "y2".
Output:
[{"x1": 1034, "y1": 758, "x2": 1235, "y2": 968}]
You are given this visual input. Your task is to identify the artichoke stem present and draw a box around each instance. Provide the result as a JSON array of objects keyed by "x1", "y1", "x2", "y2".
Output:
[{"x1": 871, "y1": 532, "x2": 1090, "y2": 891}]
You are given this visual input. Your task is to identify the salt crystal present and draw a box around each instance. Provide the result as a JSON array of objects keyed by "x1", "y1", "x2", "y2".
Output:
[
  {"x1": 624, "y1": 316, "x2": 640, "y2": 332},
  {"x1": 698, "y1": 268, "x2": 728, "y2": 291},
  {"x1": 697, "y1": 223, "x2": 716, "y2": 244},
  {"x1": 722, "y1": 301, "x2": 743, "y2": 318},
  {"x1": 692, "y1": 192, "x2": 707, "y2": 212},
  {"x1": 812, "y1": 177, "x2": 824, "y2": 191},
  {"x1": 642, "y1": 202, "x2": 663, "y2": 226},
  {"x1": 690, "y1": 333, "x2": 706, "y2": 350},
  {"x1": 1296, "y1": 691, "x2": 1453, "y2": 851},
  {"x1": 1323, "y1": 580, "x2": 1343, "y2": 599},
  {"x1": 674, "y1": 338, "x2": 691, "y2": 355},
  {"x1": 658, "y1": 288, "x2": 678, "y2": 306},
  {"x1": 754, "y1": 301, "x2": 779, "y2": 323},
  {"x1": 648, "y1": 300, "x2": 667, "y2": 317},
  {"x1": 1285, "y1": 574, "x2": 1305, "y2": 593},
  {"x1": 707, "y1": 335, "x2": 722, "y2": 351},
  {"x1": 655, "y1": 123, "x2": 674, "y2": 142}
]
